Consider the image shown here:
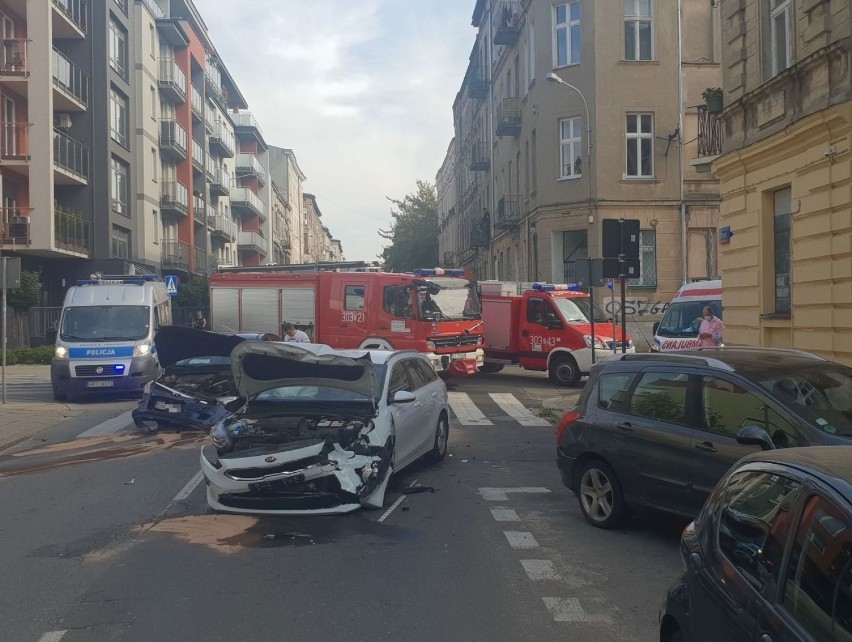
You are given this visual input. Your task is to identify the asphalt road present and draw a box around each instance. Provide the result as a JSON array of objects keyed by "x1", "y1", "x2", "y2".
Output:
[{"x1": 0, "y1": 367, "x2": 686, "y2": 642}]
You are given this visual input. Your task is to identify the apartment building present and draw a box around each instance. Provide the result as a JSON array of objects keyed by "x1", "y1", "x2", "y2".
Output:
[
  {"x1": 714, "y1": 0, "x2": 850, "y2": 364},
  {"x1": 302, "y1": 192, "x2": 326, "y2": 263},
  {"x1": 270, "y1": 181, "x2": 292, "y2": 265},
  {"x1": 268, "y1": 145, "x2": 305, "y2": 261},
  {"x1": 438, "y1": 0, "x2": 722, "y2": 314}
]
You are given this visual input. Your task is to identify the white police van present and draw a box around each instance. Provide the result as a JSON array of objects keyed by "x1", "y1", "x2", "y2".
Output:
[{"x1": 51, "y1": 275, "x2": 172, "y2": 400}]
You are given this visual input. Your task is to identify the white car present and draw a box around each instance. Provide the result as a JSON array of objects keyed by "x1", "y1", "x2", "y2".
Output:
[{"x1": 201, "y1": 342, "x2": 449, "y2": 515}]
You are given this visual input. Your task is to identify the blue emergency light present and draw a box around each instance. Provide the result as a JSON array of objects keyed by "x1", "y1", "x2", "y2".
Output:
[
  {"x1": 531, "y1": 283, "x2": 581, "y2": 292},
  {"x1": 413, "y1": 268, "x2": 465, "y2": 277}
]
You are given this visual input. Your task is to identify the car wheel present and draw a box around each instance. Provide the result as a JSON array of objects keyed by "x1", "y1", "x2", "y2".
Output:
[
  {"x1": 426, "y1": 413, "x2": 449, "y2": 463},
  {"x1": 479, "y1": 363, "x2": 504, "y2": 374},
  {"x1": 549, "y1": 355, "x2": 580, "y2": 387},
  {"x1": 577, "y1": 459, "x2": 626, "y2": 529}
]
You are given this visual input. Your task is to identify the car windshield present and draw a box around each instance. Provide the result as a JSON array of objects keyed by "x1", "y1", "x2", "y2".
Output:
[
  {"x1": 755, "y1": 364, "x2": 852, "y2": 437},
  {"x1": 657, "y1": 300, "x2": 723, "y2": 338},
  {"x1": 60, "y1": 305, "x2": 151, "y2": 341},
  {"x1": 552, "y1": 297, "x2": 608, "y2": 324},
  {"x1": 415, "y1": 278, "x2": 481, "y2": 321}
]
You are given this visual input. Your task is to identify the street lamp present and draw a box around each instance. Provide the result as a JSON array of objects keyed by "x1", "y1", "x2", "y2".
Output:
[{"x1": 546, "y1": 72, "x2": 592, "y2": 164}]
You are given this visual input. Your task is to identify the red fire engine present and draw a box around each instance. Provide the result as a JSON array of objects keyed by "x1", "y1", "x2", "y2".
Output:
[{"x1": 209, "y1": 265, "x2": 484, "y2": 375}]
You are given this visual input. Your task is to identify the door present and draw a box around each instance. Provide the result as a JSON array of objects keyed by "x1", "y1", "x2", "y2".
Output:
[
  {"x1": 407, "y1": 358, "x2": 441, "y2": 456},
  {"x1": 334, "y1": 282, "x2": 368, "y2": 348},
  {"x1": 518, "y1": 296, "x2": 559, "y2": 369},
  {"x1": 386, "y1": 360, "x2": 423, "y2": 468},
  {"x1": 380, "y1": 284, "x2": 415, "y2": 345}
]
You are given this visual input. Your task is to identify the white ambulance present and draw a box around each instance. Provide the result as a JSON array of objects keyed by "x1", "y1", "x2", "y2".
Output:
[{"x1": 651, "y1": 279, "x2": 723, "y2": 351}]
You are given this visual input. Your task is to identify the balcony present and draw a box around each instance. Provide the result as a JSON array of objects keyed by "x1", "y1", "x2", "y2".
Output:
[
  {"x1": 191, "y1": 139, "x2": 204, "y2": 172},
  {"x1": 52, "y1": 48, "x2": 88, "y2": 111},
  {"x1": 161, "y1": 239, "x2": 190, "y2": 272},
  {"x1": 204, "y1": 54, "x2": 223, "y2": 100},
  {"x1": 235, "y1": 153, "x2": 265, "y2": 185},
  {"x1": 160, "y1": 179, "x2": 189, "y2": 217},
  {"x1": 231, "y1": 187, "x2": 263, "y2": 218},
  {"x1": 493, "y1": 2, "x2": 522, "y2": 46},
  {"x1": 210, "y1": 213, "x2": 237, "y2": 242},
  {"x1": 470, "y1": 223, "x2": 490, "y2": 247},
  {"x1": 193, "y1": 246, "x2": 208, "y2": 274},
  {"x1": 238, "y1": 231, "x2": 268, "y2": 256},
  {"x1": 233, "y1": 111, "x2": 266, "y2": 147},
  {"x1": 54, "y1": 205, "x2": 91, "y2": 255},
  {"x1": 139, "y1": 0, "x2": 164, "y2": 19},
  {"x1": 495, "y1": 195, "x2": 521, "y2": 229},
  {"x1": 1, "y1": 122, "x2": 30, "y2": 164},
  {"x1": 53, "y1": 129, "x2": 89, "y2": 184},
  {"x1": 204, "y1": 155, "x2": 216, "y2": 181},
  {"x1": 469, "y1": 141, "x2": 489, "y2": 171},
  {"x1": 158, "y1": 57, "x2": 186, "y2": 103},
  {"x1": 209, "y1": 120, "x2": 234, "y2": 158},
  {"x1": 204, "y1": 103, "x2": 217, "y2": 135},
  {"x1": 495, "y1": 97, "x2": 521, "y2": 137},
  {"x1": 193, "y1": 195, "x2": 206, "y2": 225},
  {"x1": 1, "y1": 207, "x2": 31, "y2": 245},
  {"x1": 191, "y1": 85, "x2": 204, "y2": 121},
  {"x1": 466, "y1": 62, "x2": 488, "y2": 99},
  {"x1": 695, "y1": 104, "x2": 723, "y2": 164},
  {"x1": 52, "y1": 0, "x2": 87, "y2": 38},
  {"x1": 210, "y1": 167, "x2": 230, "y2": 197},
  {"x1": 0, "y1": 39, "x2": 28, "y2": 82},
  {"x1": 159, "y1": 119, "x2": 188, "y2": 160}
]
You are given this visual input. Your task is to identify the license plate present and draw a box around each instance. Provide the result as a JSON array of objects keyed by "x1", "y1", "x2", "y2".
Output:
[
  {"x1": 86, "y1": 380, "x2": 114, "y2": 388},
  {"x1": 250, "y1": 474, "x2": 305, "y2": 493},
  {"x1": 154, "y1": 401, "x2": 181, "y2": 412}
]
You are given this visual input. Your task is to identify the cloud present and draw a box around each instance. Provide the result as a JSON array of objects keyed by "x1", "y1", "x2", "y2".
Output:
[{"x1": 198, "y1": 0, "x2": 473, "y2": 260}]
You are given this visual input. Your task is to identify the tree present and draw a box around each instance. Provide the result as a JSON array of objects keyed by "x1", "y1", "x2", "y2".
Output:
[
  {"x1": 6, "y1": 270, "x2": 42, "y2": 348},
  {"x1": 379, "y1": 181, "x2": 439, "y2": 272},
  {"x1": 172, "y1": 276, "x2": 209, "y2": 309}
]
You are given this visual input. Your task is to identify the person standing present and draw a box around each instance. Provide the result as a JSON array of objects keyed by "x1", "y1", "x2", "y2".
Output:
[
  {"x1": 698, "y1": 306, "x2": 725, "y2": 347},
  {"x1": 283, "y1": 322, "x2": 310, "y2": 343},
  {"x1": 192, "y1": 310, "x2": 207, "y2": 330}
]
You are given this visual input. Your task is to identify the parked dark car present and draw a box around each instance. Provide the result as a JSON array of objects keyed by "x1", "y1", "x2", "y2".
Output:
[
  {"x1": 660, "y1": 446, "x2": 852, "y2": 642},
  {"x1": 132, "y1": 327, "x2": 280, "y2": 432},
  {"x1": 556, "y1": 347, "x2": 852, "y2": 528}
]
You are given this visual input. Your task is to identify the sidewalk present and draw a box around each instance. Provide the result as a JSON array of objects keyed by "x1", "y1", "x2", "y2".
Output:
[{"x1": 523, "y1": 385, "x2": 582, "y2": 417}]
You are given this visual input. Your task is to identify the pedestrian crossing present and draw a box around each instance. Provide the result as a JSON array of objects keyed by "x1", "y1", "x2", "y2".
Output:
[{"x1": 448, "y1": 392, "x2": 552, "y2": 427}]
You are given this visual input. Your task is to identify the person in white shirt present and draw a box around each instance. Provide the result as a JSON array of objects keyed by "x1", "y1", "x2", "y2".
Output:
[{"x1": 283, "y1": 322, "x2": 310, "y2": 343}]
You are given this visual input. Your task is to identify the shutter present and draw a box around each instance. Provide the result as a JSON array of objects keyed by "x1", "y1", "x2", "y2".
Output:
[
  {"x1": 241, "y1": 288, "x2": 280, "y2": 335},
  {"x1": 210, "y1": 287, "x2": 239, "y2": 333},
  {"x1": 281, "y1": 288, "x2": 315, "y2": 326}
]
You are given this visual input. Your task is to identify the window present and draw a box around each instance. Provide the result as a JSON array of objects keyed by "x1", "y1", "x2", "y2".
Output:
[
  {"x1": 383, "y1": 285, "x2": 414, "y2": 319},
  {"x1": 150, "y1": 85, "x2": 156, "y2": 120},
  {"x1": 628, "y1": 229, "x2": 657, "y2": 287},
  {"x1": 624, "y1": 0, "x2": 653, "y2": 61},
  {"x1": 149, "y1": 25, "x2": 156, "y2": 59},
  {"x1": 152, "y1": 209, "x2": 159, "y2": 244},
  {"x1": 109, "y1": 87, "x2": 129, "y2": 147},
  {"x1": 770, "y1": 0, "x2": 792, "y2": 76},
  {"x1": 414, "y1": 359, "x2": 438, "y2": 384},
  {"x1": 526, "y1": 23, "x2": 535, "y2": 88},
  {"x1": 628, "y1": 371, "x2": 689, "y2": 425},
  {"x1": 113, "y1": 0, "x2": 128, "y2": 14},
  {"x1": 598, "y1": 373, "x2": 635, "y2": 412},
  {"x1": 531, "y1": 129, "x2": 537, "y2": 191},
  {"x1": 773, "y1": 187, "x2": 791, "y2": 314},
  {"x1": 559, "y1": 117, "x2": 583, "y2": 179},
  {"x1": 108, "y1": 19, "x2": 127, "y2": 78},
  {"x1": 718, "y1": 471, "x2": 801, "y2": 591},
  {"x1": 388, "y1": 364, "x2": 411, "y2": 397},
  {"x1": 151, "y1": 148, "x2": 157, "y2": 182},
  {"x1": 782, "y1": 494, "x2": 852, "y2": 639},
  {"x1": 554, "y1": 2, "x2": 581, "y2": 68},
  {"x1": 405, "y1": 359, "x2": 429, "y2": 390},
  {"x1": 111, "y1": 156, "x2": 129, "y2": 216},
  {"x1": 111, "y1": 226, "x2": 130, "y2": 259},
  {"x1": 524, "y1": 140, "x2": 530, "y2": 195},
  {"x1": 344, "y1": 285, "x2": 365, "y2": 310},
  {"x1": 626, "y1": 113, "x2": 654, "y2": 178}
]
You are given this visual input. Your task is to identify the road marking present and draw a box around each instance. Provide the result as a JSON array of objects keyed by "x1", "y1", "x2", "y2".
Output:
[
  {"x1": 38, "y1": 632, "x2": 67, "y2": 642},
  {"x1": 76, "y1": 409, "x2": 134, "y2": 438},
  {"x1": 488, "y1": 393, "x2": 552, "y2": 426},
  {"x1": 490, "y1": 507, "x2": 521, "y2": 522},
  {"x1": 543, "y1": 597, "x2": 588, "y2": 622},
  {"x1": 478, "y1": 487, "x2": 551, "y2": 501},
  {"x1": 377, "y1": 496, "x2": 406, "y2": 523},
  {"x1": 504, "y1": 531, "x2": 539, "y2": 549},
  {"x1": 521, "y1": 559, "x2": 563, "y2": 581},
  {"x1": 172, "y1": 471, "x2": 205, "y2": 502},
  {"x1": 447, "y1": 392, "x2": 493, "y2": 426}
]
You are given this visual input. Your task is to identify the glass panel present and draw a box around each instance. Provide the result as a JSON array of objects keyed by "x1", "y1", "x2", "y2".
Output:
[
  {"x1": 625, "y1": 0, "x2": 637, "y2": 17},
  {"x1": 627, "y1": 140, "x2": 638, "y2": 176},
  {"x1": 625, "y1": 22, "x2": 636, "y2": 59},
  {"x1": 773, "y1": 12, "x2": 788, "y2": 72},
  {"x1": 639, "y1": 21, "x2": 652, "y2": 59},
  {"x1": 640, "y1": 138, "x2": 652, "y2": 176},
  {"x1": 598, "y1": 373, "x2": 634, "y2": 412},
  {"x1": 628, "y1": 371, "x2": 689, "y2": 425},
  {"x1": 640, "y1": 114, "x2": 652, "y2": 132},
  {"x1": 344, "y1": 285, "x2": 365, "y2": 310},
  {"x1": 639, "y1": 0, "x2": 652, "y2": 16},
  {"x1": 626, "y1": 114, "x2": 637, "y2": 132},
  {"x1": 556, "y1": 4, "x2": 566, "y2": 23},
  {"x1": 774, "y1": 188, "x2": 792, "y2": 313},
  {"x1": 570, "y1": 24, "x2": 581, "y2": 62},
  {"x1": 556, "y1": 29, "x2": 567, "y2": 66},
  {"x1": 570, "y1": 1, "x2": 580, "y2": 21}
]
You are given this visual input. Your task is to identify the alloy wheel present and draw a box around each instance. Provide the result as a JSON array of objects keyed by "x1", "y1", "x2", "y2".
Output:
[{"x1": 579, "y1": 467, "x2": 614, "y2": 522}]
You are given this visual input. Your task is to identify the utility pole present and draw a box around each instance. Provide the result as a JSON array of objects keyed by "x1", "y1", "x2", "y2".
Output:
[{"x1": 2, "y1": 257, "x2": 7, "y2": 404}]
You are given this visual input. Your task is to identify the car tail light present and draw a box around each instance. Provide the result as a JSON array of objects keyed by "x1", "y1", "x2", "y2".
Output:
[{"x1": 556, "y1": 409, "x2": 582, "y2": 443}]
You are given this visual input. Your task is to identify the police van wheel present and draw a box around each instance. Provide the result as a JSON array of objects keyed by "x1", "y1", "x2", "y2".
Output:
[{"x1": 549, "y1": 356, "x2": 580, "y2": 387}]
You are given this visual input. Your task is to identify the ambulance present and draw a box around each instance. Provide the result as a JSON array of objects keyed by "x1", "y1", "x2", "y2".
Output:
[{"x1": 651, "y1": 279, "x2": 723, "y2": 351}]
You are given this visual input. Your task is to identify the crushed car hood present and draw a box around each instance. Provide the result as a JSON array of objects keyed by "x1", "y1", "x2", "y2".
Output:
[
  {"x1": 230, "y1": 341, "x2": 378, "y2": 401},
  {"x1": 155, "y1": 326, "x2": 247, "y2": 368}
]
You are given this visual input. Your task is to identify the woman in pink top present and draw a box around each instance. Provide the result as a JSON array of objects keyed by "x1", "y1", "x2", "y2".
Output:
[{"x1": 698, "y1": 306, "x2": 725, "y2": 347}]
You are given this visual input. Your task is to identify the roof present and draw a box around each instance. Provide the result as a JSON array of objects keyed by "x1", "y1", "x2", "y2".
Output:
[{"x1": 739, "y1": 446, "x2": 852, "y2": 500}]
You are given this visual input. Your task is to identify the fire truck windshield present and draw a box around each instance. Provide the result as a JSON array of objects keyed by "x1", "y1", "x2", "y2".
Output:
[{"x1": 414, "y1": 278, "x2": 481, "y2": 321}]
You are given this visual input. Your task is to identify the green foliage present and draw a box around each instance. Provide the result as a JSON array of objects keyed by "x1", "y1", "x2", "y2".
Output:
[
  {"x1": 172, "y1": 276, "x2": 209, "y2": 308},
  {"x1": 6, "y1": 345, "x2": 54, "y2": 365},
  {"x1": 7, "y1": 270, "x2": 42, "y2": 315},
  {"x1": 379, "y1": 181, "x2": 439, "y2": 272}
]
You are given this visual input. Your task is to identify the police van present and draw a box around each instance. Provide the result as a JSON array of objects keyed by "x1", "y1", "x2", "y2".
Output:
[{"x1": 51, "y1": 275, "x2": 172, "y2": 400}]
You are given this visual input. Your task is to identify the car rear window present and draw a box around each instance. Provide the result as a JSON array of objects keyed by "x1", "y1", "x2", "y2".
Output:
[{"x1": 598, "y1": 373, "x2": 634, "y2": 412}]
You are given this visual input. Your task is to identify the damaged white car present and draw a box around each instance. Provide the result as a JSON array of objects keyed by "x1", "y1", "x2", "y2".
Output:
[{"x1": 201, "y1": 342, "x2": 450, "y2": 515}]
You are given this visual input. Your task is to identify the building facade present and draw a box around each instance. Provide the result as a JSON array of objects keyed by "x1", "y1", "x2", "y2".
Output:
[
  {"x1": 268, "y1": 145, "x2": 306, "y2": 262},
  {"x1": 715, "y1": 0, "x2": 850, "y2": 363},
  {"x1": 438, "y1": 0, "x2": 722, "y2": 320}
]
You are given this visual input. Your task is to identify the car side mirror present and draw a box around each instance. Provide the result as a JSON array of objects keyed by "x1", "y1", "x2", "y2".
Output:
[
  {"x1": 652, "y1": 321, "x2": 660, "y2": 335},
  {"x1": 546, "y1": 319, "x2": 563, "y2": 330},
  {"x1": 392, "y1": 390, "x2": 417, "y2": 404},
  {"x1": 736, "y1": 425, "x2": 776, "y2": 451}
]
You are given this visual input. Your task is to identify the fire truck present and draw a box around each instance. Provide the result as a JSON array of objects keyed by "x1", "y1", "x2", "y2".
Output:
[
  {"x1": 479, "y1": 281, "x2": 634, "y2": 386},
  {"x1": 209, "y1": 264, "x2": 484, "y2": 375}
]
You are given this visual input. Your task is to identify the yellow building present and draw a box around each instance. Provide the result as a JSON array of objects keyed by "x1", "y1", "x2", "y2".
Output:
[{"x1": 715, "y1": 0, "x2": 851, "y2": 363}]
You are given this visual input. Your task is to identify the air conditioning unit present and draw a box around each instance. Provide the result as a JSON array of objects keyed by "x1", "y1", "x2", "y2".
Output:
[{"x1": 54, "y1": 113, "x2": 72, "y2": 129}]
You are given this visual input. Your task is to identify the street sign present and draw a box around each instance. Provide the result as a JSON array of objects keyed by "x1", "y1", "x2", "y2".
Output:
[
  {"x1": 574, "y1": 258, "x2": 605, "y2": 288},
  {"x1": 602, "y1": 258, "x2": 641, "y2": 279},
  {"x1": 165, "y1": 275, "x2": 178, "y2": 297},
  {"x1": 2, "y1": 257, "x2": 20, "y2": 288},
  {"x1": 602, "y1": 218, "x2": 640, "y2": 260}
]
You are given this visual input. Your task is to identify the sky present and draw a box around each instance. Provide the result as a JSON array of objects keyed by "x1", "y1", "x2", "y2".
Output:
[{"x1": 200, "y1": 0, "x2": 475, "y2": 263}]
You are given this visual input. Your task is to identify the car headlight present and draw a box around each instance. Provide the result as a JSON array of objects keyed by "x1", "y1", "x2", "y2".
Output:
[
  {"x1": 54, "y1": 345, "x2": 69, "y2": 360},
  {"x1": 210, "y1": 422, "x2": 234, "y2": 452},
  {"x1": 583, "y1": 335, "x2": 608, "y2": 350},
  {"x1": 425, "y1": 341, "x2": 436, "y2": 351},
  {"x1": 650, "y1": 343, "x2": 661, "y2": 352},
  {"x1": 134, "y1": 342, "x2": 151, "y2": 356}
]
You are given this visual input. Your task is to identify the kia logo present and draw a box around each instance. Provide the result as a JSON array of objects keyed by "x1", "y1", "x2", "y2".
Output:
[
  {"x1": 96, "y1": 366, "x2": 103, "y2": 374},
  {"x1": 264, "y1": 456, "x2": 277, "y2": 463}
]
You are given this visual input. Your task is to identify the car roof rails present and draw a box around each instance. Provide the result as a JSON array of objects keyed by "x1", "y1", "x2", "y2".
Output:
[
  {"x1": 607, "y1": 352, "x2": 736, "y2": 372},
  {"x1": 690, "y1": 346, "x2": 825, "y2": 361}
]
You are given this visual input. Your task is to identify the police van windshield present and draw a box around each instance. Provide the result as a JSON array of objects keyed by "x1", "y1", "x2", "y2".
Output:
[
  {"x1": 415, "y1": 279, "x2": 481, "y2": 321},
  {"x1": 657, "y1": 300, "x2": 723, "y2": 338},
  {"x1": 60, "y1": 306, "x2": 151, "y2": 342}
]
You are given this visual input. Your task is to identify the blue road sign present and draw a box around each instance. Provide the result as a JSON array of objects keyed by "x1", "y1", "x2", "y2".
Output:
[{"x1": 165, "y1": 275, "x2": 178, "y2": 297}]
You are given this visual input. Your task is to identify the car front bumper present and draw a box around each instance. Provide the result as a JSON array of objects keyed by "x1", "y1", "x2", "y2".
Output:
[{"x1": 51, "y1": 355, "x2": 160, "y2": 395}]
